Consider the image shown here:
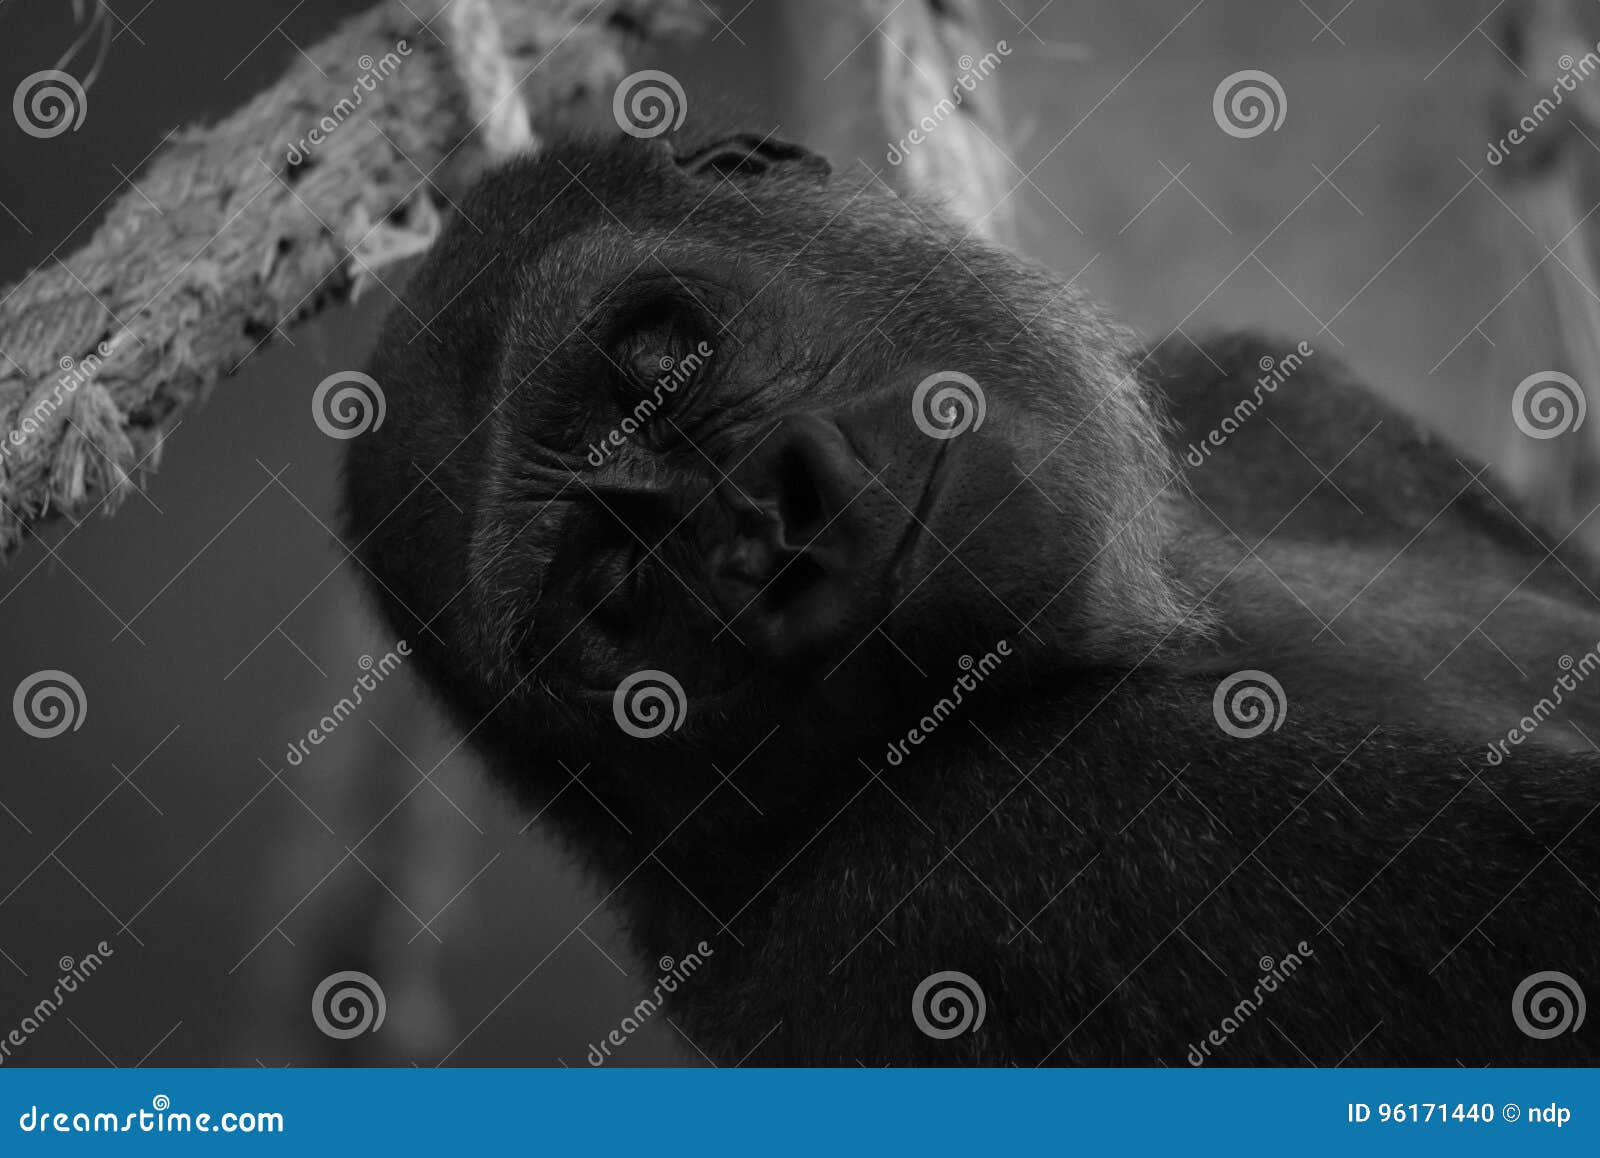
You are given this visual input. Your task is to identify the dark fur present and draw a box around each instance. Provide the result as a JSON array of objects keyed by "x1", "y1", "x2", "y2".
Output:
[{"x1": 344, "y1": 132, "x2": 1599, "y2": 1065}]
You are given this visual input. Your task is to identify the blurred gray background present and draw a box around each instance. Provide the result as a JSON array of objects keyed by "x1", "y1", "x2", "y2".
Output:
[{"x1": 0, "y1": 0, "x2": 1579, "y2": 1064}]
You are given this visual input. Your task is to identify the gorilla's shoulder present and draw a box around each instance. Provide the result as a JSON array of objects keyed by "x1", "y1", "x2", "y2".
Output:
[
  {"x1": 1136, "y1": 328, "x2": 1455, "y2": 521},
  {"x1": 1137, "y1": 330, "x2": 1594, "y2": 581},
  {"x1": 1137, "y1": 330, "x2": 1415, "y2": 462}
]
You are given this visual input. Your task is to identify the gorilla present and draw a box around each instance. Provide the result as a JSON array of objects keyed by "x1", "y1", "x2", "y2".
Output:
[{"x1": 344, "y1": 131, "x2": 1600, "y2": 1065}]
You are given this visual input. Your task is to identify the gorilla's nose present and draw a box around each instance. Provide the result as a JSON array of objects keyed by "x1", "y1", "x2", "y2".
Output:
[{"x1": 710, "y1": 414, "x2": 895, "y2": 661}]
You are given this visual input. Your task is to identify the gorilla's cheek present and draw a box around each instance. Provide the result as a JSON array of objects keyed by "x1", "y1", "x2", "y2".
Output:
[{"x1": 887, "y1": 427, "x2": 1073, "y2": 648}]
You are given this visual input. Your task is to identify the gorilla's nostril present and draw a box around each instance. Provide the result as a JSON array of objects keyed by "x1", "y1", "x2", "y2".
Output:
[
  {"x1": 765, "y1": 550, "x2": 828, "y2": 610},
  {"x1": 710, "y1": 414, "x2": 874, "y2": 659},
  {"x1": 775, "y1": 441, "x2": 827, "y2": 544}
]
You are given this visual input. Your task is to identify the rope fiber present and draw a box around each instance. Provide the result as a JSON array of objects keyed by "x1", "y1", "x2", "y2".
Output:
[{"x1": 0, "y1": 0, "x2": 701, "y2": 558}]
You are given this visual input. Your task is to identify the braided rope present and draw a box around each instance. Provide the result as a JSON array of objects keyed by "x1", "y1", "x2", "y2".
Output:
[
  {"x1": 876, "y1": 0, "x2": 1017, "y2": 244},
  {"x1": 445, "y1": 0, "x2": 539, "y2": 157},
  {"x1": 0, "y1": 0, "x2": 701, "y2": 558}
]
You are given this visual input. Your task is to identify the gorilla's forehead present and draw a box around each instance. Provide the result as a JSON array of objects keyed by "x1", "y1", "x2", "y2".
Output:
[
  {"x1": 388, "y1": 134, "x2": 1133, "y2": 443},
  {"x1": 462, "y1": 139, "x2": 809, "y2": 251},
  {"x1": 456, "y1": 138, "x2": 991, "y2": 306}
]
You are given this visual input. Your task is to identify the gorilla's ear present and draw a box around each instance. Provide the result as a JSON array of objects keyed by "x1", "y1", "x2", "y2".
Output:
[{"x1": 672, "y1": 133, "x2": 831, "y2": 182}]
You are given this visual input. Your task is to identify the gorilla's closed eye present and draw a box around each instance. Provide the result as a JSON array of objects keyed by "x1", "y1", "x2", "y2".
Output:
[
  {"x1": 602, "y1": 292, "x2": 715, "y2": 426},
  {"x1": 615, "y1": 323, "x2": 694, "y2": 390}
]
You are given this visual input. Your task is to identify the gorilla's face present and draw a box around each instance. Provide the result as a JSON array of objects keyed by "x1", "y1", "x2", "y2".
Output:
[{"x1": 346, "y1": 134, "x2": 1191, "y2": 757}]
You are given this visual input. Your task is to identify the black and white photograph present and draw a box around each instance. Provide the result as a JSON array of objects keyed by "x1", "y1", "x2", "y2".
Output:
[{"x1": 0, "y1": 0, "x2": 1596, "y2": 1135}]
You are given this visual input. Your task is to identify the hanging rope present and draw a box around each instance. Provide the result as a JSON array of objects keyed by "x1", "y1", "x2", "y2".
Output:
[
  {"x1": 876, "y1": 0, "x2": 1018, "y2": 244},
  {"x1": 0, "y1": 0, "x2": 702, "y2": 558}
]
